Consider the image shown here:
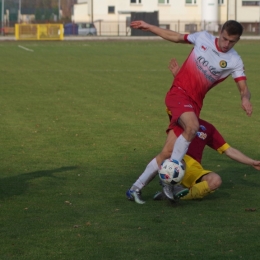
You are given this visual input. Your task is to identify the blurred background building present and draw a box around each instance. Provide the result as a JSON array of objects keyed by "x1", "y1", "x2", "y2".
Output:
[{"x1": 1, "y1": 0, "x2": 260, "y2": 36}]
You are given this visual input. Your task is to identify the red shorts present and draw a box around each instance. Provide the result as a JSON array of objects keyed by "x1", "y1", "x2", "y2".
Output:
[{"x1": 165, "y1": 87, "x2": 201, "y2": 133}]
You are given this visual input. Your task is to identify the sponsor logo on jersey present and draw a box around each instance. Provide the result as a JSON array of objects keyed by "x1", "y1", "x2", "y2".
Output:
[
  {"x1": 212, "y1": 49, "x2": 220, "y2": 56},
  {"x1": 196, "y1": 131, "x2": 207, "y2": 140},
  {"x1": 219, "y1": 60, "x2": 227, "y2": 68},
  {"x1": 199, "y1": 125, "x2": 207, "y2": 131},
  {"x1": 200, "y1": 45, "x2": 208, "y2": 52},
  {"x1": 184, "y1": 104, "x2": 193, "y2": 108},
  {"x1": 196, "y1": 56, "x2": 221, "y2": 80}
]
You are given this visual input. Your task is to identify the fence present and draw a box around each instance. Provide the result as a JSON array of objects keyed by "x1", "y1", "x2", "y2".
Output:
[
  {"x1": 3, "y1": 20, "x2": 260, "y2": 37},
  {"x1": 92, "y1": 20, "x2": 260, "y2": 36}
]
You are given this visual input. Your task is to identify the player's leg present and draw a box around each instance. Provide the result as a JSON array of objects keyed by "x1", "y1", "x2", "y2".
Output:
[
  {"x1": 181, "y1": 181, "x2": 212, "y2": 200},
  {"x1": 156, "y1": 129, "x2": 178, "y2": 166},
  {"x1": 179, "y1": 156, "x2": 212, "y2": 200},
  {"x1": 182, "y1": 171, "x2": 222, "y2": 200},
  {"x1": 154, "y1": 155, "x2": 220, "y2": 201},
  {"x1": 170, "y1": 111, "x2": 199, "y2": 162},
  {"x1": 126, "y1": 157, "x2": 159, "y2": 204},
  {"x1": 165, "y1": 86, "x2": 200, "y2": 163},
  {"x1": 182, "y1": 174, "x2": 221, "y2": 200},
  {"x1": 178, "y1": 111, "x2": 200, "y2": 141},
  {"x1": 126, "y1": 130, "x2": 177, "y2": 204},
  {"x1": 154, "y1": 183, "x2": 189, "y2": 201},
  {"x1": 200, "y1": 172, "x2": 222, "y2": 191}
]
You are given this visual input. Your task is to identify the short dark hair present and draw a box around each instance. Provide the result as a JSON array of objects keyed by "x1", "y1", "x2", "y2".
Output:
[{"x1": 221, "y1": 20, "x2": 243, "y2": 36}]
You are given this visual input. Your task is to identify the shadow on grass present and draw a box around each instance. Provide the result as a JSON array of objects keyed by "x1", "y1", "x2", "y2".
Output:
[{"x1": 0, "y1": 166, "x2": 78, "y2": 199}]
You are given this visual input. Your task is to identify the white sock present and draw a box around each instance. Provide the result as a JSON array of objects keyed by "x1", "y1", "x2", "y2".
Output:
[
  {"x1": 131, "y1": 158, "x2": 159, "y2": 191},
  {"x1": 170, "y1": 134, "x2": 191, "y2": 162}
]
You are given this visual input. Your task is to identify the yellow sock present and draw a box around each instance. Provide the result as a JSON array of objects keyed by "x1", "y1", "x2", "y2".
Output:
[{"x1": 181, "y1": 181, "x2": 212, "y2": 200}]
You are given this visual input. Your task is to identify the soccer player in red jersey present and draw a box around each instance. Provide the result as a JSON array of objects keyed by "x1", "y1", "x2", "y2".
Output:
[{"x1": 126, "y1": 20, "x2": 253, "y2": 203}]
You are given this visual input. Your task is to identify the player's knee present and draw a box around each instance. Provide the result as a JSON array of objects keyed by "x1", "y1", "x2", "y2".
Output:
[
  {"x1": 215, "y1": 175, "x2": 222, "y2": 187},
  {"x1": 202, "y1": 173, "x2": 222, "y2": 191},
  {"x1": 208, "y1": 175, "x2": 222, "y2": 191},
  {"x1": 184, "y1": 124, "x2": 199, "y2": 139}
]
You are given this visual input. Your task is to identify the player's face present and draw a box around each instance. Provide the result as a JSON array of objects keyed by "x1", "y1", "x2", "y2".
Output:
[{"x1": 218, "y1": 30, "x2": 240, "y2": 53}]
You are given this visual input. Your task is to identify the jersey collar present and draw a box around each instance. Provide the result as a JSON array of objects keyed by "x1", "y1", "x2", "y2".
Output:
[{"x1": 215, "y1": 38, "x2": 223, "y2": 52}]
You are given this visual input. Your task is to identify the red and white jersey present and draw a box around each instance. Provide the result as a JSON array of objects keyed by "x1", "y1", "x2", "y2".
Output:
[{"x1": 169, "y1": 30, "x2": 246, "y2": 109}]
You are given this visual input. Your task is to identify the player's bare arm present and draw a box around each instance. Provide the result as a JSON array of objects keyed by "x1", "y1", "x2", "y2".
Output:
[
  {"x1": 236, "y1": 80, "x2": 252, "y2": 116},
  {"x1": 130, "y1": 20, "x2": 186, "y2": 43},
  {"x1": 224, "y1": 147, "x2": 260, "y2": 170}
]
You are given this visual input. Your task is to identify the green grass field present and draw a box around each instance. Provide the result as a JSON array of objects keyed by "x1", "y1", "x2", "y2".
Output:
[{"x1": 1, "y1": 40, "x2": 260, "y2": 260}]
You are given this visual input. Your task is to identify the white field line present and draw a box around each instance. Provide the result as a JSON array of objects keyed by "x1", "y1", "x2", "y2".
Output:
[
  {"x1": 0, "y1": 69, "x2": 167, "y2": 72},
  {"x1": 1, "y1": 67, "x2": 257, "y2": 72},
  {"x1": 18, "y1": 45, "x2": 34, "y2": 52}
]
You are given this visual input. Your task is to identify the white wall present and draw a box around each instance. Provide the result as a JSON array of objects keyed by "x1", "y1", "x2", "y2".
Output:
[
  {"x1": 237, "y1": 1, "x2": 260, "y2": 22},
  {"x1": 73, "y1": 0, "x2": 260, "y2": 23},
  {"x1": 83, "y1": 0, "x2": 202, "y2": 22},
  {"x1": 72, "y1": 3, "x2": 89, "y2": 22},
  {"x1": 201, "y1": 0, "x2": 218, "y2": 31},
  {"x1": 73, "y1": 0, "x2": 260, "y2": 34}
]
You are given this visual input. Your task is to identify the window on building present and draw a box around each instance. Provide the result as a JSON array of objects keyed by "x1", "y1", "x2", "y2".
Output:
[
  {"x1": 185, "y1": 0, "x2": 197, "y2": 4},
  {"x1": 242, "y1": 1, "x2": 260, "y2": 6},
  {"x1": 131, "y1": 0, "x2": 142, "y2": 4},
  {"x1": 218, "y1": 0, "x2": 224, "y2": 4},
  {"x1": 185, "y1": 23, "x2": 197, "y2": 33},
  {"x1": 160, "y1": 24, "x2": 170, "y2": 29},
  {"x1": 158, "y1": 0, "x2": 170, "y2": 4},
  {"x1": 108, "y1": 6, "x2": 115, "y2": 14}
]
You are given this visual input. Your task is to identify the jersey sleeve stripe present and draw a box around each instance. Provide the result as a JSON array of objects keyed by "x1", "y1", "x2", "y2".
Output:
[
  {"x1": 184, "y1": 34, "x2": 191, "y2": 43},
  {"x1": 234, "y1": 76, "x2": 247, "y2": 82},
  {"x1": 217, "y1": 143, "x2": 230, "y2": 154}
]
